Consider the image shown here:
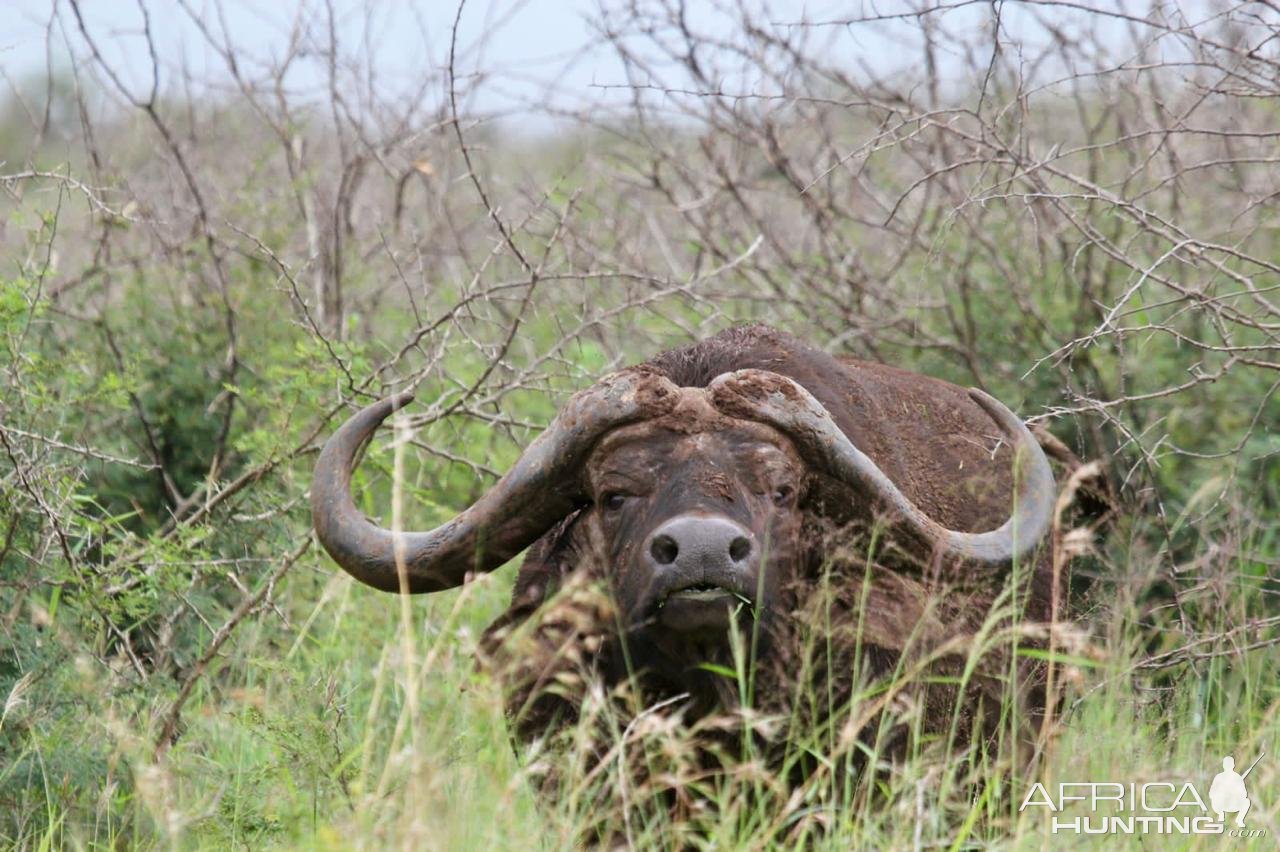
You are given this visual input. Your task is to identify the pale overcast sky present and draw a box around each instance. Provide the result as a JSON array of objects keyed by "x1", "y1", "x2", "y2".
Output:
[
  {"x1": 0, "y1": 1, "x2": 996, "y2": 123},
  {"x1": 1, "y1": 1, "x2": 1181, "y2": 130},
  {"x1": 2, "y1": 2, "x2": 631, "y2": 119}
]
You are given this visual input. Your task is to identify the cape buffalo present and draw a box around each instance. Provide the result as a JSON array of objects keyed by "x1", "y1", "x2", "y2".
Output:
[{"x1": 311, "y1": 325, "x2": 1064, "y2": 803}]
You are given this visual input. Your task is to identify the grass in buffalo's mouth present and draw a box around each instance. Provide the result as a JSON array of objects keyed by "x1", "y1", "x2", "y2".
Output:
[
  {"x1": 653, "y1": 585, "x2": 756, "y2": 613},
  {"x1": 673, "y1": 582, "x2": 727, "y2": 595}
]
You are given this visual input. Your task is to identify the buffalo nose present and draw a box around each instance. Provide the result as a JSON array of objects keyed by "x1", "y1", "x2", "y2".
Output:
[{"x1": 645, "y1": 514, "x2": 754, "y2": 570}]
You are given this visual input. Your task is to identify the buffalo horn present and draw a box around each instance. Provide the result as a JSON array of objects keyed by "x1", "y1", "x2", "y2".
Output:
[
  {"x1": 707, "y1": 369, "x2": 1055, "y2": 566},
  {"x1": 310, "y1": 369, "x2": 679, "y2": 593}
]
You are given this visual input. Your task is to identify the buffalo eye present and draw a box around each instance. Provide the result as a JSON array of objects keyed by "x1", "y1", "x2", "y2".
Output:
[
  {"x1": 602, "y1": 492, "x2": 628, "y2": 511},
  {"x1": 772, "y1": 485, "x2": 794, "y2": 506}
]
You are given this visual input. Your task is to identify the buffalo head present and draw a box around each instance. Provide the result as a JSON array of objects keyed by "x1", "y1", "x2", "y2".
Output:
[
  {"x1": 580, "y1": 386, "x2": 805, "y2": 638},
  {"x1": 310, "y1": 367, "x2": 1055, "y2": 648}
]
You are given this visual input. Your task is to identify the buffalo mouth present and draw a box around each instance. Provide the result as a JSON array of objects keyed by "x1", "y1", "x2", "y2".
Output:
[{"x1": 647, "y1": 576, "x2": 757, "y2": 633}]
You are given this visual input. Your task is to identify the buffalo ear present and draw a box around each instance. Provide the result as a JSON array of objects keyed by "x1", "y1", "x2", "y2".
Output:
[
  {"x1": 799, "y1": 471, "x2": 864, "y2": 525},
  {"x1": 509, "y1": 509, "x2": 589, "y2": 610}
]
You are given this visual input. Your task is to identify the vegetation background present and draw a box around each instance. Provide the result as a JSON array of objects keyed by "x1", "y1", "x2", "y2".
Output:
[{"x1": 1, "y1": 0, "x2": 1277, "y2": 848}]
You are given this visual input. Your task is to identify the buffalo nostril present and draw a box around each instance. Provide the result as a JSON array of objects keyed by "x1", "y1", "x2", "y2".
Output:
[
  {"x1": 729, "y1": 536, "x2": 751, "y2": 562},
  {"x1": 650, "y1": 534, "x2": 679, "y2": 565}
]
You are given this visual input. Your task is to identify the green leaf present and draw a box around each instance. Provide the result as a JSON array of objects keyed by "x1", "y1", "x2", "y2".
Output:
[{"x1": 695, "y1": 662, "x2": 739, "y2": 679}]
